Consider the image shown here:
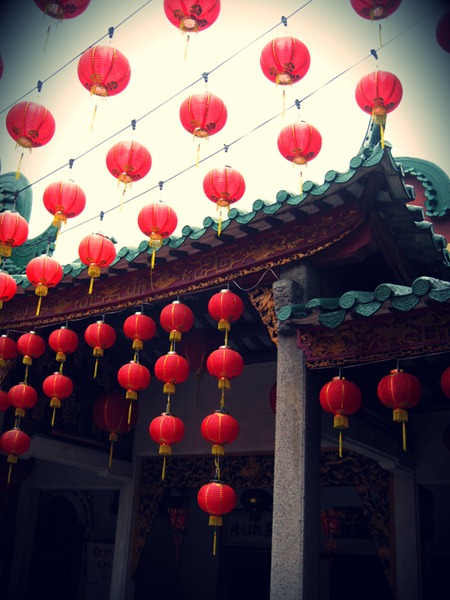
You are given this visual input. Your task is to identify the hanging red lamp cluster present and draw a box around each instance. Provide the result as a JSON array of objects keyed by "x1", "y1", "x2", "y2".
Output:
[
  {"x1": 26, "y1": 254, "x2": 63, "y2": 316},
  {"x1": 0, "y1": 428, "x2": 31, "y2": 484},
  {"x1": 197, "y1": 288, "x2": 243, "y2": 555},
  {"x1": 106, "y1": 140, "x2": 152, "y2": 194},
  {"x1": 149, "y1": 299, "x2": 193, "y2": 479},
  {"x1": 277, "y1": 120, "x2": 322, "y2": 193},
  {"x1": 78, "y1": 232, "x2": 116, "y2": 295},
  {"x1": 137, "y1": 200, "x2": 178, "y2": 269},
  {"x1": 84, "y1": 319, "x2": 116, "y2": 378},
  {"x1": 42, "y1": 180, "x2": 86, "y2": 232},
  {"x1": 48, "y1": 325, "x2": 79, "y2": 372},
  {"x1": 42, "y1": 372, "x2": 73, "y2": 426}
]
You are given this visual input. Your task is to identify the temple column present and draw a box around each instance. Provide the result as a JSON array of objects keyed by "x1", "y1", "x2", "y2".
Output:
[{"x1": 270, "y1": 262, "x2": 322, "y2": 600}]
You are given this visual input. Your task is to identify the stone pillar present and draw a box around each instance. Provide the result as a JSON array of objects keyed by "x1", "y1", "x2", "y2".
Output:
[
  {"x1": 110, "y1": 475, "x2": 136, "y2": 600},
  {"x1": 270, "y1": 263, "x2": 322, "y2": 600},
  {"x1": 393, "y1": 471, "x2": 420, "y2": 600}
]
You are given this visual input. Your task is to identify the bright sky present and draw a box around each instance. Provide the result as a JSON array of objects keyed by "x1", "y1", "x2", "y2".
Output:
[{"x1": 0, "y1": 0, "x2": 449, "y2": 266}]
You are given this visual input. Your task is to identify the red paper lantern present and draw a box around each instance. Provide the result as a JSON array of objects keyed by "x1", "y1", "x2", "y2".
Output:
[
  {"x1": 154, "y1": 351, "x2": 190, "y2": 394},
  {"x1": 163, "y1": 0, "x2": 221, "y2": 33},
  {"x1": 0, "y1": 389, "x2": 10, "y2": 412},
  {"x1": 117, "y1": 360, "x2": 151, "y2": 400},
  {"x1": 377, "y1": 368, "x2": 421, "y2": 451},
  {"x1": 0, "y1": 210, "x2": 29, "y2": 258},
  {"x1": 0, "y1": 335, "x2": 17, "y2": 366},
  {"x1": 179, "y1": 92, "x2": 227, "y2": 139},
  {"x1": 26, "y1": 255, "x2": 63, "y2": 316},
  {"x1": 78, "y1": 233, "x2": 116, "y2": 294},
  {"x1": 0, "y1": 270, "x2": 17, "y2": 308},
  {"x1": 42, "y1": 372, "x2": 73, "y2": 425},
  {"x1": 33, "y1": 0, "x2": 91, "y2": 20},
  {"x1": 160, "y1": 300, "x2": 194, "y2": 344},
  {"x1": 43, "y1": 180, "x2": 86, "y2": 228},
  {"x1": 320, "y1": 376, "x2": 362, "y2": 457},
  {"x1": 77, "y1": 45, "x2": 131, "y2": 98},
  {"x1": 93, "y1": 391, "x2": 139, "y2": 467},
  {"x1": 149, "y1": 412, "x2": 185, "y2": 454},
  {"x1": 0, "y1": 428, "x2": 31, "y2": 483},
  {"x1": 440, "y1": 366, "x2": 450, "y2": 399},
  {"x1": 277, "y1": 121, "x2": 322, "y2": 167},
  {"x1": 123, "y1": 312, "x2": 157, "y2": 352},
  {"x1": 137, "y1": 201, "x2": 178, "y2": 268},
  {"x1": 6, "y1": 101, "x2": 56, "y2": 149},
  {"x1": 436, "y1": 11, "x2": 450, "y2": 53},
  {"x1": 17, "y1": 331, "x2": 46, "y2": 380},
  {"x1": 350, "y1": 0, "x2": 401, "y2": 20},
  {"x1": 207, "y1": 289, "x2": 244, "y2": 337},
  {"x1": 48, "y1": 326, "x2": 79, "y2": 368},
  {"x1": 198, "y1": 480, "x2": 236, "y2": 553},
  {"x1": 84, "y1": 321, "x2": 116, "y2": 378},
  {"x1": 203, "y1": 167, "x2": 245, "y2": 235},
  {"x1": 8, "y1": 382, "x2": 38, "y2": 419},
  {"x1": 106, "y1": 140, "x2": 152, "y2": 190},
  {"x1": 260, "y1": 36, "x2": 310, "y2": 86},
  {"x1": 201, "y1": 410, "x2": 239, "y2": 455},
  {"x1": 206, "y1": 346, "x2": 244, "y2": 389},
  {"x1": 355, "y1": 70, "x2": 402, "y2": 147}
]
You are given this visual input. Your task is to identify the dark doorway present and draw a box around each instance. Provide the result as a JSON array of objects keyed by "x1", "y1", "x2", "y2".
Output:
[
  {"x1": 216, "y1": 547, "x2": 271, "y2": 600},
  {"x1": 328, "y1": 554, "x2": 393, "y2": 600},
  {"x1": 25, "y1": 495, "x2": 85, "y2": 600}
]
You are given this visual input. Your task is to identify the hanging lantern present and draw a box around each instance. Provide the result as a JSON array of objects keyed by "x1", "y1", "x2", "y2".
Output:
[
  {"x1": 117, "y1": 360, "x2": 151, "y2": 423},
  {"x1": 93, "y1": 390, "x2": 139, "y2": 467},
  {"x1": 78, "y1": 233, "x2": 116, "y2": 294},
  {"x1": 33, "y1": 0, "x2": 91, "y2": 20},
  {"x1": 440, "y1": 366, "x2": 450, "y2": 399},
  {"x1": 206, "y1": 346, "x2": 244, "y2": 390},
  {"x1": 48, "y1": 326, "x2": 79, "y2": 371},
  {"x1": 201, "y1": 409, "x2": 239, "y2": 456},
  {"x1": 123, "y1": 311, "x2": 157, "y2": 353},
  {"x1": 17, "y1": 331, "x2": 46, "y2": 382},
  {"x1": 8, "y1": 382, "x2": 38, "y2": 420},
  {"x1": 0, "y1": 335, "x2": 17, "y2": 366},
  {"x1": 163, "y1": 0, "x2": 221, "y2": 33},
  {"x1": 355, "y1": 70, "x2": 403, "y2": 148},
  {"x1": 197, "y1": 480, "x2": 236, "y2": 555},
  {"x1": 159, "y1": 300, "x2": 194, "y2": 345},
  {"x1": 180, "y1": 91, "x2": 227, "y2": 138},
  {"x1": 106, "y1": 140, "x2": 152, "y2": 192},
  {"x1": 154, "y1": 351, "x2": 190, "y2": 394},
  {"x1": 0, "y1": 270, "x2": 17, "y2": 308},
  {"x1": 77, "y1": 45, "x2": 131, "y2": 98},
  {"x1": 377, "y1": 368, "x2": 421, "y2": 452},
  {"x1": 0, "y1": 428, "x2": 31, "y2": 484},
  {"x1": 277, "y1": 121, "x2": 322, "y2": 166},
  {"x1": 6, "y1": 101, "x2": 56, "y2": 150},
  {"x1": 260, "y1": 36, "x2": 310, "y2": 87},
  {"x1": 0, "y1": 210, "x2": 29, "y2": 257},
  {"x1": 207, "y1": 289, "x2": 244, "y2": 342},
  {"x1": 137, "y1": 201, "x2": 178, "y2": 268},
  {"x1": 26, "y1": 254, "x2": 63, "y2": 316},
  {"x1": 203, "y1": 167, "x2": 245, "y2": 235},
  {"x1": 350, "y1": 0, "x2": 402, "y2": 20},
  {"x1": 42, "y1": 372, "x2": 73, "y2": 426},
  {"x1": 149, "y1": 412, "x2": 185, "y2": 479},
  {"x1": 43, "y1": 180, "x2": 86, "y2": 230},
  {"x1": 0, "y1": 389, "x2": 10, "y2": 412},
  {"x1": 436, "y1": 11, "x2": 450, "y2": 53},
  {"x1": 319, "y1": 376, "x2": 362, "y2": 458},
  {"x1": 84, "y1": 321, "x2": 116, "y2": 378}
]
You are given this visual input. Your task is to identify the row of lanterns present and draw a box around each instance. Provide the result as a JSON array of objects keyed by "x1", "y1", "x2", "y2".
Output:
[
  {"x1": 2, "y1": 1, "x2": 413, "y2": 277},
  {"x1": 319, "y1": 366, "x2": 426, "y2": 456},
  {"x1": 0, "y1": 287, "x2": 245, "y2": 542}
]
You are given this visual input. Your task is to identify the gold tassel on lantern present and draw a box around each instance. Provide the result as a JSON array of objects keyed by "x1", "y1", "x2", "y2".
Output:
[
  {"x1": 393, "y1": 408, "x2": 408, "y2": 452},
  {"x1": 87, "y1": 264, "x2": 101, "y2": 295},
  {"x1": 333, "y1": 413, "x2": 349, "y2": 458},
  {"x1": 50, "y1": 396, "x2": 61, "y2": 427},
  {"x1": 108, "y1": 432, "x2": 118, "y2": 468}
]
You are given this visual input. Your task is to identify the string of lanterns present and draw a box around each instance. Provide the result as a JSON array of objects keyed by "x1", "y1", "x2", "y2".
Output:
[{"x1": 1, "y1": 0, "x2": 416, "y2": 287}]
